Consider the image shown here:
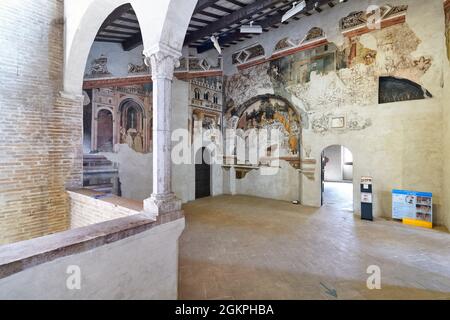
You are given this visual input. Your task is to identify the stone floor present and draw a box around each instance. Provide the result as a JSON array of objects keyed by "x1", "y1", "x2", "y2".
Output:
[{"x1": 179, "y1": 195, "x2": 450, "y2": 300}]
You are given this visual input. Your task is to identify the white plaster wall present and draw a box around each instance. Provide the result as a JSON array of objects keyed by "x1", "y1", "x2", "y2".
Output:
[
  {"x1": 235, "y1": 161, "x2": 301, "y2": 202},
  {"x1": 0, "y1": 218, "x2": 184, "y2": 299}
]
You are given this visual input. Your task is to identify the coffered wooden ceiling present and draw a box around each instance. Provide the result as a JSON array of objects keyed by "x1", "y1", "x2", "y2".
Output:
[{"x1": 95, "y1": 0, "x2": 348, "y2": 53}]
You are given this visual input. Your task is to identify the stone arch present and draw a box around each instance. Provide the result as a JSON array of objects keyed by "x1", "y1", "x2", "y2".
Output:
[
  {"x1": 64, "y1": 0, "x2": 197, "y2": 96},
  {"x1": 235, "y1": 94, "x2": 302, "y2": 161}
]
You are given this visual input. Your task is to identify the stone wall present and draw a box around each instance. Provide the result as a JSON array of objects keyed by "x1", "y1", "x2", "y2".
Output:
[{"x1": 0, "y1": 0, "x2": 83, "y2": 244}]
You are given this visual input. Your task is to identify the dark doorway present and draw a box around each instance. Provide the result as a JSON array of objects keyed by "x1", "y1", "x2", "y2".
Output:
[
  {"x1": 321, "y1": 145, "x2": 354, "y2": 211},
  {"x1": 195, "y1": 147, "x2": 211, "y2": 199}
]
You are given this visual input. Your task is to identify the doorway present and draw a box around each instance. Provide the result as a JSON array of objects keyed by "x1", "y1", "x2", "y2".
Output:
[
  {"x1": 321, "y1": 145, "x2": 353, "y2": 211},
  {"x1": 97, "y1": 109, "x2": 114, "y2": 152},
  {"x1": 195, "y1": 147, "x2": 211, "y2": 199}
]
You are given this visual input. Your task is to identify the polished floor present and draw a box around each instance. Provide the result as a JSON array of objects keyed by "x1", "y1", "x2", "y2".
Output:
[{"x1": 179, "y1": 195, "x2": 450, "y2": 300}]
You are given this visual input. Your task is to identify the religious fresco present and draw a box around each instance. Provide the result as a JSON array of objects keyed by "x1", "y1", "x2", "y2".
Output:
[
  {"x1": 446, "y1": 0, "x2": 450, "y2": 62},
  {"x1": 84, "y1": 84, "x2": 153, "y2": 154},
  {"x1": 224, "y1": 4, "x2": 434, "y2": 135}
]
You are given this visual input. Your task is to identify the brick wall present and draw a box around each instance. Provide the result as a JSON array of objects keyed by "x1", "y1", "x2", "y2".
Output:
[
  {"x1": 68, "y1": 190, "x2": 141, "y2": 229},
  {"x1": 0, "y1": 0, "x2": 83, "y2": 244}
]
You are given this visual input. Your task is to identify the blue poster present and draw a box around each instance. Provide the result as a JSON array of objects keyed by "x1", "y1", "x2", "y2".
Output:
[{"x1": 392, "y1": 189, "x2": 432, "y2": 222}]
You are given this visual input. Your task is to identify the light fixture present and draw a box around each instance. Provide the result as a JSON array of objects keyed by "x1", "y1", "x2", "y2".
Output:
[
  {"x1": 281, "y1": 1, "x2": 307, "y2": 23},
  {"x1": 240, "y1": 21, "x2": 263, "y2": 34},
  {"x1": 210, "y1": 35, "x2": 222, "y2": 55}
]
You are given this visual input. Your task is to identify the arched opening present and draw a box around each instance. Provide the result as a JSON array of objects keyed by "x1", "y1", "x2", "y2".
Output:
[
  {"x1": 321, "y1": 145, "x2": 353, "y2": 211},
  {"x1": 195, "y1": 147, "x2": 211, "y2": 199},
  {"x1": 96, "y1": 109, "x2": 114, "y2": 152}
]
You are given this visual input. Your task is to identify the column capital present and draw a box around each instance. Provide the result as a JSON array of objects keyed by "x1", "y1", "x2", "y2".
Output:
[{"x1": 143, "y1": 43, "x2": 182, "y2": 80}]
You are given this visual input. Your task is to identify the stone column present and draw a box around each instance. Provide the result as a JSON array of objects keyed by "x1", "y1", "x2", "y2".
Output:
[{"x1": 143, "y1": 45, "x2": 182, "y2": 216}]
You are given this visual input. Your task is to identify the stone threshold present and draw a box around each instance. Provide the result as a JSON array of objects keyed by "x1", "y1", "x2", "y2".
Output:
[{"x1": 0, "y1": 189, "x2": 183, "y2": 280}]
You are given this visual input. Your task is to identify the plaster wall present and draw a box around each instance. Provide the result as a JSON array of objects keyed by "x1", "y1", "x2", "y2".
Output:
[
  {"x1": 0, "y1": 218, "x2": 184, "y2": 299},
  {"x1": 221, "y1": 0, "x2": 447, "y2": 226}
]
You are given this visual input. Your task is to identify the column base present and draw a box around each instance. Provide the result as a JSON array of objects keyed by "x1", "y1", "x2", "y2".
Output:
[{"x1": 143, "y1": 193, "x2": 182, "y2": 216}]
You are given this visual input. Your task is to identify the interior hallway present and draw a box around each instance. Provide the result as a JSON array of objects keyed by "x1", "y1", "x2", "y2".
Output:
[
  {"x1": 179, "y1": 195, "x2": 450, "y2": 300},
  {"x1": 323, "y1": 181, "x2": 353, "y2": 212}
]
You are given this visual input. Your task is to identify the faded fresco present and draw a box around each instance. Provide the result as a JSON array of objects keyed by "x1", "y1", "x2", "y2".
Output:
[
  {"x1": 446, "y1": 1, "x2": 450, "y2": 62},
  {"x1": 224, "y1": 5, "x2": 433, "y2": 136}
]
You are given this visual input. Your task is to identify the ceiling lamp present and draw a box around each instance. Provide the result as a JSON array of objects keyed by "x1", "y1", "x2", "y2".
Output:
[
  {"x1": 281, "y1": 1, "x2": 307, "y2": 23},
  {"x1": 240, "y1": 21, "x2": 263, "y2": 34},
  {"x1": 210, "y1": 35, "x2": 222, "y2": 55}
]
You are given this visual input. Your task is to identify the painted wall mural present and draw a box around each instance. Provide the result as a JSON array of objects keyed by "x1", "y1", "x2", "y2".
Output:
[
  {"x1": 446, "y1": 0, "x2": 450, "y2": 62},
  {"x1": 228, "y1": 95, "x2": 302, "y2": 169},
  {"x1": 84, "y1": 84, "x2": 153, "y2": 154}
]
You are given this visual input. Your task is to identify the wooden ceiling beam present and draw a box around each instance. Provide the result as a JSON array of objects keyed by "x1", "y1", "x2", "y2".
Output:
[
  {"x1": 184, "y1": 0, "x2": 287, "y2": 45},
  {"x1": 122, "y1": 32, "x2": 143, "y2": 51}
]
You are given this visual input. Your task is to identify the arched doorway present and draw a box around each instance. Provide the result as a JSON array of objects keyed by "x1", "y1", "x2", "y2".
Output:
[
  {"x1": 96, "y1": 109, "x2": 114, "y2": 152},
  {"x1": 321, "y1": 145, "x2": 353, "y2": 211},
  {"x1": 195, "y1": 147, "x2": 211, "y2": 199}
]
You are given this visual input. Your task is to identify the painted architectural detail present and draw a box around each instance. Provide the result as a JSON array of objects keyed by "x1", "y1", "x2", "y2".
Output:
[
  {"x1": 86, "y1": 54, "x2": 111, "y2": 77},
  {"x1": 232, "y1": 44, "x2": 265, "y2": 65},
  {"x1": 301, "y1": 27, "x2": 326, "y2": 44},
  {"x1": 339, "y1": 4, "x2": 408, "y2": 33},
  {"x1": 89, "y1": 85, "x2": 152, "y2": 154},
  {"x1": 274, "y1": 37, "x2": 295, "y2": 53}
]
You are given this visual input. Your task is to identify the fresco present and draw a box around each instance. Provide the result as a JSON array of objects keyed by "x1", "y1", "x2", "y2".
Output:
[
  {"x1": 84, "y1": 85, "x2": 153, "y2": 154},
  {"x1": 446, "y1": 1, "x2": 450, "y2": 62},
  {"x1": 379, "y1": 76, "x2": 432, "y2": 104}
]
